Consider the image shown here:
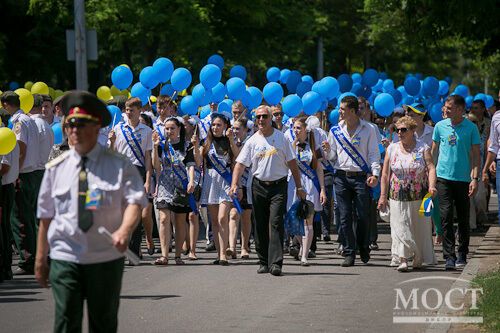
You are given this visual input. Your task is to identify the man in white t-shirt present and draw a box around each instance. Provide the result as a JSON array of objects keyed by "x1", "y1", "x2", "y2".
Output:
[{"x1": 231, "y1": 105, "x2": 305, "y2": 276}]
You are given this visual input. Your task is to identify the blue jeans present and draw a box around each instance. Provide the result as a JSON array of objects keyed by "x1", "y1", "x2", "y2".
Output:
[{"x1": 334, "y1": 174, "x2": 371, "y2": 257}]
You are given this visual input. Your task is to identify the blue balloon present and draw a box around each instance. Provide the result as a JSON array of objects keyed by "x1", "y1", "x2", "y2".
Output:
[
  {"x1": 430, "y1": 102, "x2": 443, "y2": 123},
  {"x1": 329, "y1": 97, "x2": 338, "y2": 108},
  {"x1": 111, "y1": 65, "x2": 133, "y2": 90},
  {"x1": 217, "y1": 100, "x2": 232, "y2": 114},
  {"x1": 171, "y1": 68, "x2": 192, "y2": 92},
  {"x1": 229, "y1": 65, "x2": 247, "y2": 80},
  {"x1": 454, "y1": 84, "x2": 469, "y2": 98},
  {"x1": 207, "y1": 54, "x2": 224, "y2": 70},
  {"x1": 351, "y1": 73, "x2": 362, "y2": 84},
  {"x1": 316, "y1": 76, "x2": 340, "y2": 100},
  {"x1": 374, "y1": 93, "x2": 395, "y2": 117},
  {"x1": 397, "y1": 86, "x2": 408, "y2": 99},
  {"x1": 192, "y1": 83, "x2": 212, "y2": 106},
  {"x1": 404, "y1": 76, "x2": 421, "y2": 96},
  {"x1": 286, "y1": 70, "x2": 302, "y2": 94},
  {"x1": 388, "y1": 89, "x2": 402, "y2": 105},
  {"x1": 226, "y1": 77, "x2": 246, "y2": 101},
  {"x1": 328, "y1": 108, "x2": 340, "y2": 125},
  {"x1": 282, "y1": 94, "x2": 303, "y2": 118},
  {"x1": 9, "y1": 81, "x2": 19, "y2": 90},
  {"x1": 379, "y1": 72, "x2": 388, "y2": 80},
  {"x1": 302, "y1": 75, "x2": 314, "y2": 84},
  {"x1": 338, "y1": 74, "x2": 353, "y2": 93},
  {"x1": 302, "y1": 91, "x2": 322, "y2": 115},
  {"x1": 200, "y1": 64, "x2": 221, "y2": 89},
  {"x1": 373, "y1": 79, "x2": 384, "y2": 92},
  {"x1": 319, "y1": 100, "x2": 328, "y2": 112},
  {"x1": 131, "y1": 82, "x2": 151, "y2": 100},
  {"x1": 438, "y1": 80, "x2": 449, "y2": 96},
  {"x1": 382, "y1": 79, "x2": 394, "y2": 92},
  {"x1": 444, "y1": 76, "x2": 452, "y2": 84},
  {"x1": 296, "y1": 81, "x2": 312, "y2": 97},
  {"x1": 211, "y1": 82, "x2": 226, "y2": 103},
  {"x1": 200, "y1": 105, "x2": 211, "y2": 119},
  {"x1": 153, "y1": 57, "x2": 174, "y2": 83},
  {"x1": 351, "y1": 83, "x2": 363, "y2": 96},
  {"x1": 280, "y1": 69, "x2": 291, "y2": 84},
  {"x1": 160, "y1": 84, "x2": 175, "y2": 96},
  {"x1": 474, "y1": 93, "x2": 486, "y2": 103},
  {"x1": 485, "y1": 95, "x2": 494, "y2": 108},
  {"x1": 263, "y1": 82, "x2": 284, "y2": 106},
  {"x1": 422, "y1": 76, "x2": 439, "y2": 97},
  {"x1": 52, "y1": 123, "x2": 63, "y2": 145},
  {"x1": 107, "y1": 105, "x2": 122, "y2": 128},
  {"x1": 7, "y1": 118, "x2": 13, "y2": 129},
  {"x1": 465, "y1": 95, "x2": 474, "y2": 109},
  {"x1": 266, "y1": 67, "x2": 280, "y2": 82},
  {"x1": 361, "y1": 85, "x2": 372, "y2": 99},
  {"x1": 362, "y1": 68, "x2": 379, "y2": 87},
  {"x1": 245, "y1": 87, "x2": 263, "y2": 110},
  {"x1": 180, "y1": 96, "x2": 198, "y2": 116},
  {"x1": 403, "y1": 96, "x2": 415, "y2": 105},
  {"x1": 139, "y1": 66, "x2": 159, "y2": 90}
]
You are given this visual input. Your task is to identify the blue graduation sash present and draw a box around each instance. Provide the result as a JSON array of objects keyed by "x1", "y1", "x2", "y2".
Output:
[
  {"x1": 155, "y1": 124, "x2": 166, "y2": 152},
  {"x1": 322, "y1": 160, "x2": 336, "y2": 174},
  {"x1": 120, "y1": 123, "x2": 145, "y2": 168},
  {"x1": 330, "y1": 125, "x2": 370, "y2": 173},
  {"x1": 166, "y1": 142, "x2": 198, "y2": 213},
  {"x1": 207, "y1": 144, "x2": 242, "y2": 213},
  {"x1": 296, "y1": 149, "x2": 322, "y2": 194}
]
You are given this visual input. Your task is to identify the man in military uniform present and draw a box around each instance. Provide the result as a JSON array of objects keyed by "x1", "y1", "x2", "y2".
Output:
[
  {"x1": 1, "y1": 91, "x2": 41, "y2": 275},
  {"x1": 35, "y1": 91, "x2": 147, "y2": 332}
]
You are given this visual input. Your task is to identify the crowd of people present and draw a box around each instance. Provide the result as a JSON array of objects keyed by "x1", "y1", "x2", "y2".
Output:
[{"x1": 0, "y1": 88, "x2": 500, "y2": 282}]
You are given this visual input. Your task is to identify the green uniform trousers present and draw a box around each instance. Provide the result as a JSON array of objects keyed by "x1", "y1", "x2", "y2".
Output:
[
  {"x1": 0, "y1": 183, "x2": 15, "y2": 280},
  {"x1": 10, "y1": 171, "x2": 42, "y2": 271},
  {"x1": 49, "y1": 257, "x2": 124, "y2": 333}
]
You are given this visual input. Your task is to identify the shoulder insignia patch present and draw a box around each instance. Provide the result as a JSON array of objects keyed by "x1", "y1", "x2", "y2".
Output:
[{"x1": 45, "y1": 151, "x2": 70, "y2": 169}]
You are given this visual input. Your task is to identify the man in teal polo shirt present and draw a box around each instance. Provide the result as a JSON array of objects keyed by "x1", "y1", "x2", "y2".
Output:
[{"x1": 431, "y1": 95, "x2": 480, "y2": 270}]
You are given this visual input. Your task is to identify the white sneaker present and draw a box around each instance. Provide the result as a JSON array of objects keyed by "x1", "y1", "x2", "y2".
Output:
[
  {"x1": 390, "y1": 257, "x2": 400, "y2": 267},
  {"x1": 397, "y1": 262, "x2": 408, "y2": 272}
]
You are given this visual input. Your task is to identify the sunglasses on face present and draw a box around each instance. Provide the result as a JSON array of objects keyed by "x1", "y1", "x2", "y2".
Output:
[
  {"x1": 256, "y1": 114, "x2": 269, "y2": 119},
  {"x1": 64, "y1": 120, "x2": 96, "y2": 129},
  {"x1": 396, "y1": 127, "x2": 409, "y2": 133},
  {"x1": 272, "y1": 112, "x2": 284, "y2": 117}
]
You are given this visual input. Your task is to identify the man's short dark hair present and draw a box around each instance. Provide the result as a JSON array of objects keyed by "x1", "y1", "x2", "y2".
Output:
[
  {"x1": 40, "y1": 94, "x2": 52, "y2": 103},
  {"x1": 472, "y1": 100, "x2": 486, "y2": 109},
  {"x1": 0, "y1": 91, "x2": 21, "y2": 108},
  {"x1": 33, "y1": 94, "x2": 44, "y2": 108},
  {"x1": 446, "y1": 95, "x2": 466, "y2": 109},
  {"x1": 341, "y1": 95, "x2": 359, "y2": 113}
]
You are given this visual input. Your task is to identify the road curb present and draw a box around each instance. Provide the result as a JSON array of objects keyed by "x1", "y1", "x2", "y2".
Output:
[{"x1": 425, "y1": 225, "x2": 499, "y2": 333}]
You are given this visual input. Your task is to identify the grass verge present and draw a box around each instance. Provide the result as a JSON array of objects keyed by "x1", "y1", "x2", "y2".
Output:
[{"x1": 470, "y1": 269, "x2": 500, "y2": 332}]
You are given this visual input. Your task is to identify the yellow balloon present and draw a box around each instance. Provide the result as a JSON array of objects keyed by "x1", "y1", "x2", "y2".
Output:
[
  {"x1": 179, "y1": 89, "x2": 187, "y2": 97},
  {"x1": 110, "y1": 85, "x2": 121, "y2": 97},
  {"x1": 31, "y1": 81, "x2": 49, "y2": 95},
  {"x1": 96, "y1": 86, "x2": 112, "y2": 101},
  {"x1": 14, "y1": 88, "x2": 34, "y2": 113},
  {"x1": 24, "y1": 81, "x2": 34, "y2": 90},
  {"x1": 149, "y1": 95, "x2": 157, "y2": 103},
  {"x1": 0, "y1": 90, "x2": 3, "y2": 95},
  {"x1": 0, "y1": 127, "x2": 17, "y2": 155},
  {"x1": 120, "y1": 64, "x2": 130, "y2": 69},
  {"x1": 48, "y1": 87, "x2": 56, "y2": 100},
  {"x1": 55, "y1": 89, "x2": 64, "y2": 98}
]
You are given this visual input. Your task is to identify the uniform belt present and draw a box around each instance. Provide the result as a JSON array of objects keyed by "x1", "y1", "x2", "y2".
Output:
[
  {"x1": 254, "y1": 176, "x2": 287, "y2": 186},
  {"x1": 335, "y1": 170, "x2": 367, "y2": 177}
]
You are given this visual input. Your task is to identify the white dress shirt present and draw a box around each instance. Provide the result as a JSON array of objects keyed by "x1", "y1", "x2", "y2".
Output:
[
  {"x1": 11, "y1": 110, "x2": 40, "y2": 173},
  {"x1": 113, "y1": 121, "x2": 153, "y2": 167}
]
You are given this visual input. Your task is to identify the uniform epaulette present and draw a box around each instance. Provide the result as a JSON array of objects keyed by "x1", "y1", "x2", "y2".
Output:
[{"x1": 45, "y1": 151, "x2": 70, "y2": 169}]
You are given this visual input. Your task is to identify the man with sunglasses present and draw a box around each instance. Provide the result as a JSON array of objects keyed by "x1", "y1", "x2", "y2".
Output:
[
  {"x1": 231, "y1": 105, "x2": 305, "y2": 276},
  {"x1": 35, "y1": 91, "x2": 147, "y2": 332}
]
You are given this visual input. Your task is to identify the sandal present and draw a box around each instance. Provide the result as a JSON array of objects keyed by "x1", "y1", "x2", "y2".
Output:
[
  {"x1": 154, "y1": 256, "x2": 168, "y2": 266},
  {"x1": 188, "y1": 253, "x2": 198, "y2": 260},
  {"x1": 240, "y1": 254, "x2": 250, "y2": 260},
  {"x1": 147, "y1": 245, "x2": 156, "y2": 256},
  {"x1": 175, "y1": 257, "x2": 185, "y2": 265}
]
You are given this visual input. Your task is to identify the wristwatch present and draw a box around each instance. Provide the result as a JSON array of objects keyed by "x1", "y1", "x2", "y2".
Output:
[{"x1": 472, "y1": 177, "x2": 479, "y2": 181}]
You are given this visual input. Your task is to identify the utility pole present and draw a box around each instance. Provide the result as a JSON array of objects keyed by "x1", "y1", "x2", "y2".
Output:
[
  {"x1": 317, "y1": 37, "x2": 324, "y2": 80},
  {"x1": 74, "y1": 0, "x2": 88, "y2": 90}
]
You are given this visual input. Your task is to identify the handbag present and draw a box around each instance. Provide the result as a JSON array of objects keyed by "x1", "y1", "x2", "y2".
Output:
[{"x1": 172, "y1": 186, "x2": 190, "y2": 207}]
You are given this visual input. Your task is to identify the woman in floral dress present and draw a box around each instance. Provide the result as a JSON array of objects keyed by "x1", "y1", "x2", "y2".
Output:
[{"x1": 378, "y1": 116, "x2": 438, "y2": 272}]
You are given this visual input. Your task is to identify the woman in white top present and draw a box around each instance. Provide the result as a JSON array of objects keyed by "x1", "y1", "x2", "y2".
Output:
[
  {"x1": 200, "y1": 112, "x2": 239, "y2": 265},
  {"x1": 287, "y1": 117, "x2": 327, "y2": 266},
  {"x1": 227, "y1": 117, "x2": 253, "y2": 259}
]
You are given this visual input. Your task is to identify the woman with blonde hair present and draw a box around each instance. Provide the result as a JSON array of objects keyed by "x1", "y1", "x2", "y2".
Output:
[{"x1": 378, "y1": 116, "x2": 438, "y2": 272}]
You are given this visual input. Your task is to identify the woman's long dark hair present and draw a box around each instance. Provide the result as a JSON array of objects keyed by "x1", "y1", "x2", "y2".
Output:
[
  {"x1": 294, "y1": 116, "x2": 318, "y2": 169},
  {"x1": 165, "y1": 117, "x2": 187, "y2": 153},
  {"x1": 202, "y1": 114, "x2": 234, "y2": 162}
]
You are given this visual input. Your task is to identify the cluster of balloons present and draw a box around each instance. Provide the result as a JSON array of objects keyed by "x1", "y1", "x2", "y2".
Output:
[{"x1": 1, "y1": 81, "x2": 65, "y2": 113}]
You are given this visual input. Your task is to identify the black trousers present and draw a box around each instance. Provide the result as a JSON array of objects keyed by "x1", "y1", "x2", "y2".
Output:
[
  {"x1": 251, "y1": 177, "x2": 287, "y2": 268},
  {"x1": 437, "y1": 178, "x2": 470, "y2": 260}
]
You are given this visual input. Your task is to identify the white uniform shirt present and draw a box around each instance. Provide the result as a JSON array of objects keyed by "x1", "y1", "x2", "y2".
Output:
[
  {"x1": 31, "y1": 114, "x2": 55, "y2": 170},
  {"x1": 37, "y1": 144, "x2": 147, "y2": 264},
  {"x1": 11, "y1": 110, "x2": 40, "y2": 173},
  {"x1": 1, "y1": 143, "x2": 20, "y2": 185},
  {"x1": 327, "y1": 119, "x2": 381, "y2": 176},
  {"x1": 113, "y1": 121, "x2": 153, "y2": 167},
  {"x1": 487, "y1": 111, "x2": 500, "y2": 159},
  {"x1": 393, "y1": 123, "x2": 434, "y2": 147},
  {"x1": 236, "y1": 129, "x2": 296, "y2": 181},
  {"x1": 98, "y1": 127, "x2": 111, "y2": 147}
]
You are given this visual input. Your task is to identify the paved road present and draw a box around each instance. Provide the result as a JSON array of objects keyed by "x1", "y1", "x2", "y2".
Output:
[{"x1": 0, "y1": 222, "x2": 488, "y2": 333}]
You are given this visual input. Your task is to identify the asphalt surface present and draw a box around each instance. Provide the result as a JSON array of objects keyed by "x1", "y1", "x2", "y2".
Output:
[{"x1": 0, "y1": 222, "x2": 488, "y2": 333}]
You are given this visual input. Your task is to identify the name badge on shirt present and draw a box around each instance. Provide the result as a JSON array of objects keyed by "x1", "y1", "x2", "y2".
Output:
[
  {"x1": 448, "y1": 134, "x2": 457, "y2": 146},
  {"x1": 352, "y1": 136, "x2": 361, "y2": 147},
  {"x1": 85, "y1": 188, "x2": 103, "y2": 210},
  {"x1": 413, "y1": 152, "x2": 423, "y2": 161}
]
